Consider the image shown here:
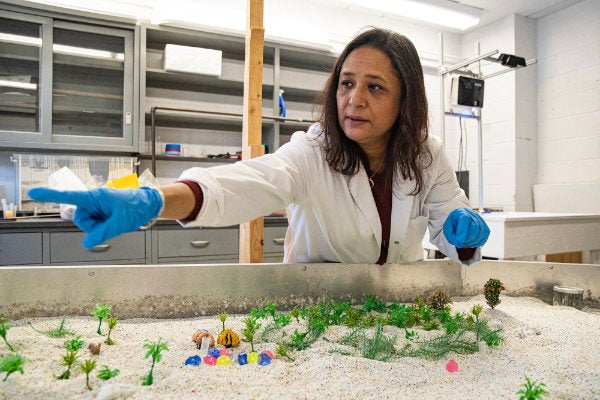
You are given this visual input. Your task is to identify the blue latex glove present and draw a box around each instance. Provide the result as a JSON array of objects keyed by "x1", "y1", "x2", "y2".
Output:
[
  {"x1": 443, "y1": 208, "x2": 490, "y2": 248},
  {"x1": 27, "y1": 186, "x2": 163, "y2": 249}
]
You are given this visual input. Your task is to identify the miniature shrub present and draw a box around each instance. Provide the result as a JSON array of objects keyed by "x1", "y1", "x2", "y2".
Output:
[{"x1": 484, "y1": 278, "x2": 505, "y2": 309}]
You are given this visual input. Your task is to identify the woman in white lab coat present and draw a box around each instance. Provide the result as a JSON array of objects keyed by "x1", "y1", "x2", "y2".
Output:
[{"x1": 28, "y1": 27, "x2": 489, "y2": 265}]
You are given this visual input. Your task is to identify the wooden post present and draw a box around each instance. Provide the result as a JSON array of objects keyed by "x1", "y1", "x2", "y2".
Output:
[{"x1": 239, "y1": 0, "x2": 265, "y2": 263}]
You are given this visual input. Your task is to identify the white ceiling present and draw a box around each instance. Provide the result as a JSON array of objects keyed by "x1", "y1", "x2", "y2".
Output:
[
  {"x1": 454, "y1": 0, "x2": 586, "y2": 30},
  {"x1": 18, "y1": 0, "x2": 587, "y2": 32}
]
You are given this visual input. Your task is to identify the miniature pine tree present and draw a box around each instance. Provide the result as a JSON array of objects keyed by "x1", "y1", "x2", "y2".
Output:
[
  {"x1": 105, "y1": 317, "x2": 118, "y2": 345},
  {"x1": 484, "y1": 278, "x2": 505, "y2": 309},
  {"x1": 0, "y1": 353, "x2": 26, "y2": 381},
  {"x1": 471, "y1": 304, "x2": 484, "y2": 343},
  {"x1": 91, "y1": 304, "x2": 112, "y2": 335},
  {"x1": 0, "y1": 316, "x2": 15, "y2": 352},
  {"x1": 141, "y1": 337, "x2": 168, "y2": 386},
  {"x1": 80, "y1": 358, "x2": 97, "y2": 391}
]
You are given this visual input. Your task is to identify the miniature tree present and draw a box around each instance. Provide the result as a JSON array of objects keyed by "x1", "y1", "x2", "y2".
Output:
[
  {"x1": 80, "y1": 358, "x2": 97, "y2": 391},
  {"x1": 0, "y1": 353, "x2": 26, "y2": 381},
  {"x1": 105, "y1": 317, "x2": 118, "y2": 345},
  {"x1": 65, "y1": 335, "x2": 85, "y2": 352},
  {"x1": 471, "y1": 304, "x2": 484, "y2": 343},
  {"x1": 219, "y1": 312, "x2": 227, "y2": 333},
  {"x1": 0, "y1": 316, "x2": 15, "y2": 352},
  {"x1": 58, "y1": 350, "x2": 79, "y2": 380},
  {"x1": 242, "y1": 317, "x2": 261, "y2": 353},
  {"x1": 97, "y1": 365, "x2": 120, "y2": 381},
  {"x1": 91, "y1": 304, "x2": 112, "y2": 335},
  {"x1": 141, "y1": 337, "x2": 168, "y2": 386},
  {"x1": 517, "y1": 376, "x2": 547, "y2": 400},
  {"x1": 427, "y1": 290, "x2": 453, "y2": 311},
  {"x1": 484, "y1": 278, "x2": 505, "y2": 309}
]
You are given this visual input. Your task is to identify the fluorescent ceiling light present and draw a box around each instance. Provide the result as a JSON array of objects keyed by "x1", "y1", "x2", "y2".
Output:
[
  {"x1": 0, "y1": 33, "x2": 42, "y2": 47},
  {"x1": 339, "y1": 0, "x2": 481, "y2": 31},
  {"x1": 53, "y1": 44, "x2": 125, "y2": 62},
  {"x1": 0, "y1": 79, "x2": 37, "y2": 90}
]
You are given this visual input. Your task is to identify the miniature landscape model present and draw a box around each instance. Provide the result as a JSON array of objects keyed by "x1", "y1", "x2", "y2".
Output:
[{"x1": 1, "y1": 278, "x2": 599, "y2": 400}]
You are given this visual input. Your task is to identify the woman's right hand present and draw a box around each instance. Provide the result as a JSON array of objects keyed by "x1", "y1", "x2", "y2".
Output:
[{"x1": 27, "y1": 186, "x2": 163, "y2": 249}]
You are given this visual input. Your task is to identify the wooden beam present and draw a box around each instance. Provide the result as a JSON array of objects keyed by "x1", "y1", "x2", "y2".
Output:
[{"x1": 239, "y1": 0, "x2": 265, "y2": 263}]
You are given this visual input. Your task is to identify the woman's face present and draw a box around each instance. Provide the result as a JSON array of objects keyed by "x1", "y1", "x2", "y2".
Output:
[{"x1": 336, "y1": 46, "x2": 401, "y2": 152}]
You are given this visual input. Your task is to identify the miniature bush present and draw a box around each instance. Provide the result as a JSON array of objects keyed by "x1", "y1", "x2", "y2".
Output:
[
  {"x1": 517, "y1": 376, "x2": 547, "y2": 400},
  {"x1": 0, "y1": 316, "x2": 15, "y2": 352},
  {"x1": 427, "y1": 290, "x2": 453, "y2": 311},
  {"x1": 484, "y1": 278, "x2": 505, "y2": 309},
  {"x1": 0, "y1": 353, "x2": 26, "y2": 381}
]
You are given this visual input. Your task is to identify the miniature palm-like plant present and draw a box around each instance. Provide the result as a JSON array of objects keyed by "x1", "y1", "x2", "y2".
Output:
[
  {"x1": 105, "y1": 317, "x2": 118, "y2": 345},
  {"x1": 80, "y1": 358, "x2": 97, "y2": 391},
  {"x1": 58, "y1": 350, "x2": 79, "y2": 379},
  {"x1": 517, "y1": 376, "x2": 547, "y2": 400},
  {"x1": 65, "y1": 335, "x2": 85, "y2": 352},
  {"x1": 484, "y1": 278, "x2": 505, "y2": 309},
  {"x1": 141, "y1": 337, "x2": 168, "y2": 386},
  {"x1": 242, "y1": 317, "x2": 261, "y2": 353},
  {"x1": 0, "y1": 316, "x2": 15, "y2": 352},
  {"x1": 0, "y1": 353, "x2": 26, "y2": 381},
  {"x1": 97, "y1": 365, "x2": 120, "y2": 381},
  {"x1": 275, "y1": 343, "x2": 296, "y2": 362},
  {"x1": 219, "y1": 312, "x2": 227, "y2": 332},
  {"x1": 28, "y1": 316, "x2": 74, "y2": 338},
  {"x1": 91, "y1": 304, "x2": 112, "y2": 335}
]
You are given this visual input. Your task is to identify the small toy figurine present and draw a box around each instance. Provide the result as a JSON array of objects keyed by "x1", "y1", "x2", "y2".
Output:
[
  {"x1": 192, "y1": 330, "x2": 215, "y2": 349},
  {"x1": 217, "y1": 328, "x2": 240, "y2": 348}
]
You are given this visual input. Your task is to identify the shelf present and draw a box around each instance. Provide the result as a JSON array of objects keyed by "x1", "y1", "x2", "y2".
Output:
[{"x1": 138, "y1": 154, "x2": 238, "y2": 163}]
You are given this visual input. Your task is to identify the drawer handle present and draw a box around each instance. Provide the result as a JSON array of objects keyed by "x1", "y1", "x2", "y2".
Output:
[
  {"x1": 89, "y1": 244, "x2": 110, "y2": 252},
  {"x1": 272, "y1": 238, "x2": 285, "y2": 245},
  {"x1": 190, "y1": 240, "x2": 210, "y2": 248}
]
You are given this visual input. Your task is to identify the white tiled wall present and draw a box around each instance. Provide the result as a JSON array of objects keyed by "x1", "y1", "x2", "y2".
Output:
[{"x1": 536, "y1": 0, "x2": 600, "y2": 200}]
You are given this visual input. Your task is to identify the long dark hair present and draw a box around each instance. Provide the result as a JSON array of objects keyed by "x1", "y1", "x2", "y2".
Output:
[{"x1": 316, "y1": 27, "x2": 432, "y2": 194}]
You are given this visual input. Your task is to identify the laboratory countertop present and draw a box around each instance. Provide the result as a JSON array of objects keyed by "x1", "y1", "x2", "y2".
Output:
[{"x1": 0, "y1": 215, "x2": 288, "y2": 229}]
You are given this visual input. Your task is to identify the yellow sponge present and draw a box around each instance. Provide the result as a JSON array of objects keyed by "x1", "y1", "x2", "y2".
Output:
[{"x1": 106, "y1": 173, "x2": 139, "y2": 189}]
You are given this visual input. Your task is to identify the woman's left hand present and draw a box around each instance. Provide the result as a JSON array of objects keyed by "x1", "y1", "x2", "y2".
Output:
[{"x1": 443, "y1": 208, "x2": 490, "y2": 248}]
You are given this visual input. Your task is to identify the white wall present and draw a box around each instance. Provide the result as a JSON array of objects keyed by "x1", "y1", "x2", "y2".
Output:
[{"x1": 535, "y1": 0, "x2": 600, "y2": 212}]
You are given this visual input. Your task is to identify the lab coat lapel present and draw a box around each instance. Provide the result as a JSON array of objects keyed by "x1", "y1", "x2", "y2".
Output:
[
  {"x1": 348, "y1": 169, "x2": 382, "y2": 243},
  {"x1": 388, "y1": 178, "x2": 417, "y2": 259}
]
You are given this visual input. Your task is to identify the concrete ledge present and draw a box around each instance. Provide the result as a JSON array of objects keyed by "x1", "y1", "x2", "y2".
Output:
[{"x1": 0, "y1": 260, "x2": 598, "y2": 319}]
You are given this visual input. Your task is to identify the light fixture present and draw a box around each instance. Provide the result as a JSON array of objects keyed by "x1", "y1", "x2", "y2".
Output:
[{"x1": 338, "y1": 0, "x2": 482, "y2": 31}]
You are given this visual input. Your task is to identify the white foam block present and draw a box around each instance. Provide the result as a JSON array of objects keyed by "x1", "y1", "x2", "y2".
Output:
[{"x1": 164, "y1": 44, "x2": 222, "y2": 76}]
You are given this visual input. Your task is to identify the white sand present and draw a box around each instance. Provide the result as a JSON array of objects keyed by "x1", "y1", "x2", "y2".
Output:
[{"x1": 1, "y1": 295, "x2": 599, "y2": 400}]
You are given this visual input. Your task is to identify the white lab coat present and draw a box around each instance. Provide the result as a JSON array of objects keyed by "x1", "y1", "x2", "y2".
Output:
[{"x1": 178, "y1": 123, "x2": 480, "y2": 265}]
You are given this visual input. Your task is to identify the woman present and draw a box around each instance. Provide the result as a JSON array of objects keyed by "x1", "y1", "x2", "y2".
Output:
[{"x1": 28, "y1": 27, "x2": 489, "y2": 265}]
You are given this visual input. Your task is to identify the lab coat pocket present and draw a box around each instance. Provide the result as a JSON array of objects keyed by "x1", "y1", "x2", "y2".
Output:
[{"x1": 400, "y1": 215, "x2": 429, "y2": 260}]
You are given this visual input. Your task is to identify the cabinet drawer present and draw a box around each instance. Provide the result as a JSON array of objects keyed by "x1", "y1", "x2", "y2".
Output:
[
  {"x1": 50, "y1": 231, "x2": 146, "y2": 263},
  {"x1": 264, "y1": 226, "x2": 286, "y2": 253},
  {"x1": 157, "y1": 228, "x2": 238, "y2": 258},
  {"x1": 0, "y1": 233, "x2": 43, "y2": 265}
]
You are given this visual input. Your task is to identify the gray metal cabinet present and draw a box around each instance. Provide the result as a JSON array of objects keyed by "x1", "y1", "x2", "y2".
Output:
[
  {"x1": 0, "y1": 5, "x2": 138, "y2": 152},
  {"x1": 153, "y1": 226, "x2": 239, "y2": 264},
  {"x1": 49, "y1": 230, "x2": 146, "y2": 265},
  {"x1": 263, "y1": 225, "x2": 287, "y2": 262},
  {"x1": 0, "y1": 232, "x2": 43, "y2": 265}
]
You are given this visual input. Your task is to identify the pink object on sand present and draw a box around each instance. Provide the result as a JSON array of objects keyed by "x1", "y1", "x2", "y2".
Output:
[{"x1": 446, "y1": 359, "x2": 458, "y2": 372}]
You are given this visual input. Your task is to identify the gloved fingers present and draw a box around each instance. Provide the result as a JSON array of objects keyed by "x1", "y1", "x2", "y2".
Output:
[
  {"x1": 81, "y1": 214, "x2": 123, "y2": 249},
  {"x1": 464, "y1": 216, "x2": 490, "y2": 247},
  {"x1": 454, "y1": 214, "x2": 473, "y2": 248},
  {"x1": 73, "y1": 206, "x2": 104, "y2": 234},
  {"x1": 27, "y1": 187, "x2": 90, "y2": 206}
]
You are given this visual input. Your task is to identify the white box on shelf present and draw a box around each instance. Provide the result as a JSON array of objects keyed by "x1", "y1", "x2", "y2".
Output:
[{"x1": 164, "y1": 44, "x2": 222, "y2": 76}]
